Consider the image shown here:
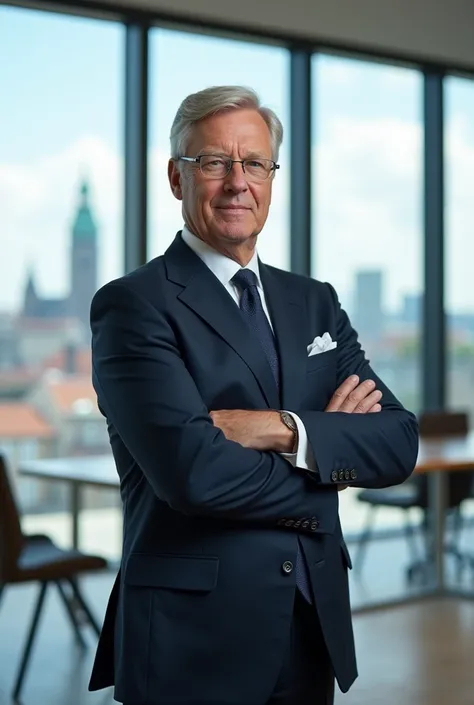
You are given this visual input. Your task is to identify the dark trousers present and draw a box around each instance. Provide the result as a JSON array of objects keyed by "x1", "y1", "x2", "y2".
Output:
[{"x1": 266, "y1": 589, "x2": 335, "y2": 705}]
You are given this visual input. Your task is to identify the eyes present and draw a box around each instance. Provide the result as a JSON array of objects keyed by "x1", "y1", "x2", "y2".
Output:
[{"x1": 178, "y1": 154, "x2": 279, "y2": 182}]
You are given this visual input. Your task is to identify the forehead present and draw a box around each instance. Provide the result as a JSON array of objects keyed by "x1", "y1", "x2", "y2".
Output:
[{"x1": 187, "y1": 108, "x2": 272, "y2": 156}]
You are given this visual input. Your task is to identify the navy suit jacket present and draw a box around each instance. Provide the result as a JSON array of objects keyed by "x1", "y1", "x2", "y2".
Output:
[{"x1": 88, "y1": 232, "x2": 418, "y2": 705}]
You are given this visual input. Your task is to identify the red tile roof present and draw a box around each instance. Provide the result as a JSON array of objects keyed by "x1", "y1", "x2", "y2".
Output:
[
  {"x1": 0, "y1": 403, "x2": 54, "y2": 439},
  {"x1": 47, "y1": 375, "x2": 98, "y2": 414}
]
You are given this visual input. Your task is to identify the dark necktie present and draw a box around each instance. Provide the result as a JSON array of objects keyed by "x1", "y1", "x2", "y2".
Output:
[{"x1": 232, "y1": 268, "x2": 312, "y2": 603}]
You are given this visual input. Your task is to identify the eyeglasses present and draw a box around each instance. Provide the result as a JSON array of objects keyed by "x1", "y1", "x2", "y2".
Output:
[{"x1": 177, "y1": 154, "x2": 280, "y2": 182}]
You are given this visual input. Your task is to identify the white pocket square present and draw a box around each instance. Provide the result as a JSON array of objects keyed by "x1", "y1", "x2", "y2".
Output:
[{"x1": 307, "y1": 332, "x2": 337, "y2": 357}]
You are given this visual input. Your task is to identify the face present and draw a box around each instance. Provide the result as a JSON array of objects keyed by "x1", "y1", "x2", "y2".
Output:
[{"x1": 168, "y1": 108, "x2": 275, "y2": 262}]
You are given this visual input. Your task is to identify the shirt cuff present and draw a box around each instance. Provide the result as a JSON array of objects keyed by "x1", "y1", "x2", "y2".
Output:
[{"x1": 280, "y1": 411, "x2": 317, "y2": 472}]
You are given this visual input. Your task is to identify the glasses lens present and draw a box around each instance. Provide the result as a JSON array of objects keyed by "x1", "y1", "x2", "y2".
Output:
[
  {"x1": 244, "y1": 159, "x2": 274, "y2": 181},
  {"x1": 198, "y1": 156, "x2": 275, "y2": 181},
  {"x1": 199, "y1": 156, "x2": 229, "y2": 178}
]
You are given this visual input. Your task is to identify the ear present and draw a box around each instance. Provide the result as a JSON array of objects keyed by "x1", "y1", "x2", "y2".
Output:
[{"x1": 168, "y1": 159, "x2": 183, "y2": 201}]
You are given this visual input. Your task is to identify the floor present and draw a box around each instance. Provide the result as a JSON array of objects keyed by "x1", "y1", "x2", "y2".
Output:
[
  {"x1": 1, "y1": 553, "x2": 474, "y2": 705},
  {"x1": 335, "y1": 598, "x2": 474, "y2": 705}
]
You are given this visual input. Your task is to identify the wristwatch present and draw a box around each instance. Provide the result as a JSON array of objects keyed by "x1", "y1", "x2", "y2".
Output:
[{"x1": 280, "y1": 411, "x2": 298, "y2": 453}]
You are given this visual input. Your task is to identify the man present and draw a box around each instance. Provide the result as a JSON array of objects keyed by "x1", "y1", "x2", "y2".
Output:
[{"x1": 89, "y1": 85, "x2": 418, "y2": 705}]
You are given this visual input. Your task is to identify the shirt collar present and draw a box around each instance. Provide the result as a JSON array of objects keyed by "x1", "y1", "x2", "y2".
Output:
[{"x1": 181, "y1": 225, "x2": 262, "y2": 289}]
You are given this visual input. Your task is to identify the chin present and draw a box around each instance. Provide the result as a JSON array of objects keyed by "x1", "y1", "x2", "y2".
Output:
[
  {"x1": 215, "y1": 217, "x2": 257, "y2": 240},
  {"x1": 220, "y1": 226, "x2": 256, "y2": 243}
]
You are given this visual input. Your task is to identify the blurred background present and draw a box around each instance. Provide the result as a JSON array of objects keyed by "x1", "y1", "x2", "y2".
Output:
[{"x1": 1, "y1": 1, "x2": 474, "y2": 704}]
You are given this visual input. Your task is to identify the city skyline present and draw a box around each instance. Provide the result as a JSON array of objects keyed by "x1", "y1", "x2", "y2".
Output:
[{"x1": 1, "y1": 6, "x2": 474, "y2": 315}]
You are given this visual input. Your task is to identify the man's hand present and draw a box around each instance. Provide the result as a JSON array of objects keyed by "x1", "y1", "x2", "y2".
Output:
[
  {"x1": 210, "y1": 375, "x2": 381, "y2": 456},
  {"x1": 325, "y1": 375, "x2": 382, "y2": 414},
  {"x1": 210, "y1": 410, "x2": 293, "y2": 453},
  {"x1": 326, "y1": 375, "x2": 381, "y2": 491}
]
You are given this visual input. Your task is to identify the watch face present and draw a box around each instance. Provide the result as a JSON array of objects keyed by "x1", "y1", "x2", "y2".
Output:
[{"x1": 282, "y1": 412, "x2": 296, "y2": 431}]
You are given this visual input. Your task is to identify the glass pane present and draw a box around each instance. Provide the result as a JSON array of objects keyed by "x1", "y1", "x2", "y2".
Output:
[
  {"x1": 445, "y1": 76, "x2": 474, "y2": 423},
  {"x1": 0, "y1": 7, "x2": 123, "y2": 561},
  {"x1": 445, "y1": 77, "x2": 474, "y2": 590},
  {"x1": 148, "y1": 29, "x2": 290, "y2": 270},
  {"x1": 312, "y1": 55, "x2": 423, "y2": 606}
]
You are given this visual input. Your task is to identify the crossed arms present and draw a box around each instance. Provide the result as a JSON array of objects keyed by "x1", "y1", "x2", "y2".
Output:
[{"x1": 91, "y1": 280, "x2": 419, "y2": 524}]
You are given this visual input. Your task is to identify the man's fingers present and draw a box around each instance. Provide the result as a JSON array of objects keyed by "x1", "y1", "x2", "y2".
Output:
[
  {"x1": 338, "y1": 380, "x2": 377, "y2": 413},
  {"x1": 350, "y1": 390, "x2": 383, "y2": 414},
  {"x1": 325, "y1": 376, "x2": 383, "y2": 414},
  {"x1": 325, "y1": 375, "x2": 359, "y2": 412}
]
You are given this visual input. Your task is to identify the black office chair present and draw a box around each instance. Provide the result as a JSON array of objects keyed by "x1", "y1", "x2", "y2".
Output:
[
  {"x1": 352, "y1": 411, "x2": 474, "y2": 581},
  {"x1": 0, "y1": 454, "x2": 107, "y2": 701}
]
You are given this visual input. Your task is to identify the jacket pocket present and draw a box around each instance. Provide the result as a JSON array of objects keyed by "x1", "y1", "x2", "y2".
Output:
[
  {"x1": 307, "y1": 347, "x2": 337, "y2": 373},
  {"x1": 124, "y1": 553, "x2": 219, "y2": 592}
]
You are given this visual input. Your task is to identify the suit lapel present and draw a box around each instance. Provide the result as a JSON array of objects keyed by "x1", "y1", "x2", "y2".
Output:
[
  {"x1": 164, "y1": 234, "x2": 280, "y2": 409},
  {"x1": 259, "y1": 264, "x2": 309, "y2": 410}
]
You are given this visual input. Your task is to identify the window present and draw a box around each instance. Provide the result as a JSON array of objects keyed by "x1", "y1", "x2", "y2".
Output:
[
  {"x1": 445, "y1": 76, "x2": 474, "y2": 424},
  {"x1": 0, "y1": 6, "x2": 123, "y2": 559},
  {"x1": 311, "y1": 56, "x2": 424, "y2": 604},
  {"x1": 312, "y1": 55, "x2": 423, "y2": 413},
  {"x1": 148, "y1": 29, "x2": 290, "y2": 270}
]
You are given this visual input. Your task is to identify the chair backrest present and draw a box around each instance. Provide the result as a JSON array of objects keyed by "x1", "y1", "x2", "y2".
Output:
[
  {"x1": 0, "y1": 455, "x2": 24, "y2": 583},
  {"x1": 417, "y1": 410, "x2": 472, "y2": 509},
  {"x1": 418, "y1": 410, "x2": 469, "y2": 437}
]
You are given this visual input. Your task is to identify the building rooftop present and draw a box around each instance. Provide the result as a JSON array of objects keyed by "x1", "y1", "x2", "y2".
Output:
[{"x1": 0, "y1": 402, "x2": 54, "y2": 439}]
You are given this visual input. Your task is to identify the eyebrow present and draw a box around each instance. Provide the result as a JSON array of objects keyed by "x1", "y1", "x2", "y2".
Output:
[{"x1": 197, "y1": 149, "x2": 272, "y2": 160}]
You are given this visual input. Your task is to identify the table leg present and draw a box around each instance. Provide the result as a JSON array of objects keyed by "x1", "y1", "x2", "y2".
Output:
[
  {"x1": 429, "y1": 470, "x2": 447, "y2": 591},
  {"x1": 71, "y1": 482, "x2": 80, "y2": 549}
]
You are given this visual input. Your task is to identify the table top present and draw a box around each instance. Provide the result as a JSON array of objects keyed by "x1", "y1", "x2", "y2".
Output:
[
  {"x1": 19, "y1": 431, "x2": 474, "y2": 487},
  {"x1": 19, "y1": 454, "x2": 119, "y2": 488},
  {"x1": 415, "y1": 431, "x2": 474, "y2": 473}
]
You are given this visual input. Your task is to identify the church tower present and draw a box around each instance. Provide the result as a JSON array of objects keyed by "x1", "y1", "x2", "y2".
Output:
[
  {"x1": 69, "y1": 180, "x2": 98, "y2": 335},
  {"x1": 23, "y1": 268, "x2": 39, "y2": 318}
]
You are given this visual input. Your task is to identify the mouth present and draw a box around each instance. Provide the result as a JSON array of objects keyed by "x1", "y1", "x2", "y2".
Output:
[{"x1": 216, "y1": 206, "x2": 251, "y2": 211}]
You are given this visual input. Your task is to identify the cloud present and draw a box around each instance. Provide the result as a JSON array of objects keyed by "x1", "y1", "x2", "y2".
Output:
[
  {"x1": 0, "y1": 136, "x2": 122, "y2": 311},
  {"x1": 313, "y1": 115, "x2": 423, "y2": 311},
  {"x1": 445, "y1": 113, "x2": 474, "y2": 312}
]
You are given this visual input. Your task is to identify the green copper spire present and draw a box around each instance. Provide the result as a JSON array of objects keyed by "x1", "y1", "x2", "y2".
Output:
[{"x1": 72, "y1": 179, "x2": 97, "y2": 241}]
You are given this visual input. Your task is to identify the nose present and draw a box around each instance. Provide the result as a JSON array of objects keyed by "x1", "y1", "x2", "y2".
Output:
[{"x1": 223, "y1": 162, "x2": 248, "y2": 193}]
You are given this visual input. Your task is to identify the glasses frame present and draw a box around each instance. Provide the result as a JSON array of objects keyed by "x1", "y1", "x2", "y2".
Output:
[{"x1": 177, "y1": 154, "x2": 280, "y2": 181}]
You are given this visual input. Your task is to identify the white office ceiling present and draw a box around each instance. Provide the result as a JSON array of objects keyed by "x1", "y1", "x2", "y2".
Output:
[{"x1": 75, "y1": 0, "x2": 474, "y2": 71}]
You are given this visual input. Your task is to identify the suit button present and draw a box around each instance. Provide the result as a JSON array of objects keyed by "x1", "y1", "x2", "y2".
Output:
[
  {"x1": 301, "y1": 520, "x2": 310, "y2": 529},
  {"x1": 310, "y1": 520, "x2": 319, "y2": 531},
  {"x1": 331, "y1": 470, "x2": 338, "y2": 482},
  {"x1": 285, "y1": 519, "x2": 294, "y2": 527},
  {"x1": 344, "y1": 469, "x2": 350, "y2": 481},
  {"x1": 293, "y1": 520, "x2": 302, "y2": 528},
  {"x1": 282, "y1": 561, "x2": 294, "y2": 574},
  {"x1": 350, "y1": 469, "x2": 357, "y2": 480},
  {"x1": 338, "y1": 470, "x2": 345, "y2": 481},
  {"x1": 277, "y1": 518, "x2": 287, "y2": 526}
]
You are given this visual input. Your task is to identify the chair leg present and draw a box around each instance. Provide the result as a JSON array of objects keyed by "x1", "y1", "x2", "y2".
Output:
[
  {"x1": 55, "y1": 581, "x2": 87, "y2": 649},
  {"x1": 403, "y1": 511, "x2": 420, "y2": 561},
  {"x1": 448, "y1": 507, "x2": 466, "y2": 581},
  {"x1": 66, "y1": 578, "x2": 101, "y2": 637},
  {"x1": 13, "y1": 582, "x2": 49, "y2": 702},
  {"x1": 352, "y1": 505, "x2": 378, "y2": 575},
  {"x1": 0, "y1": 584, "x2": 5, "y2": 606},
  {"x1": 405, "y1": 510, "x2": 429, "y2": 584}
]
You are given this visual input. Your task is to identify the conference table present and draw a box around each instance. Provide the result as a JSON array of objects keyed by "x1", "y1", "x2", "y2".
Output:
[{"x1": 19, "y1": 431, "x2": 474, "y2": 610}]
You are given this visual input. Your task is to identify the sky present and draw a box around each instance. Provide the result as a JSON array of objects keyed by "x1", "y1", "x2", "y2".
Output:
[{"x1": 1, "y1": 6, "x2": 474, "y2": 317}]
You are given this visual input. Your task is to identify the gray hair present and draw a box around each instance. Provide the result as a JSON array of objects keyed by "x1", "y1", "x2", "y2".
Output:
[{"x1": 170, "y1": 85, "x2": 284, "y2": 161}]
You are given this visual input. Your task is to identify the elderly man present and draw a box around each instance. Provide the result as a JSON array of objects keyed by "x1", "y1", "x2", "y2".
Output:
[{"x1": 89, "y1": 85, "x2": 418, "y2": 705}]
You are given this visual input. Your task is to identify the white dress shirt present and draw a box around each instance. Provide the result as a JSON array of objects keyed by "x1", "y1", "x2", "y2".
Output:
[{"x1": 181, "y1": 226, "x2": 316, "y2": 472}]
